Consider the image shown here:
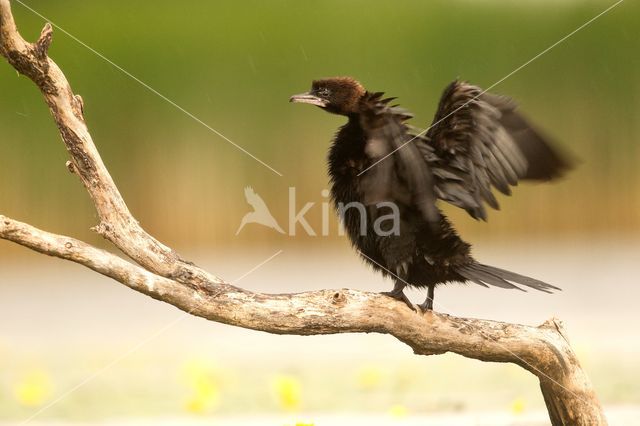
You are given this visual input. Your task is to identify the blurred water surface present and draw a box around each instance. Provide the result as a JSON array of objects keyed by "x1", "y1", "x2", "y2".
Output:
[{"x1": 1, "y1": 240, "x2": 639, "y2": 421}]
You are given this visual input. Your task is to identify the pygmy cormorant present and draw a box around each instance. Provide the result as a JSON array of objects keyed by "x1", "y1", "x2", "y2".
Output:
[{"x1": 291, "y1": 77, "x2": 570, "y2": 311}]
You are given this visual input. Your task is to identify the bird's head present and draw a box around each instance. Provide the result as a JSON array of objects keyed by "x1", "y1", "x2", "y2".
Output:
[{"x1": 290, "y1": 77, "x2": 366, "y2": 116}]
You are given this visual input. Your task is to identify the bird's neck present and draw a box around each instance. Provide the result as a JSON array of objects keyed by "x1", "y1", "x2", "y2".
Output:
[{"x1": 328, "y1": 114, "x2": 367, "y2": 171}]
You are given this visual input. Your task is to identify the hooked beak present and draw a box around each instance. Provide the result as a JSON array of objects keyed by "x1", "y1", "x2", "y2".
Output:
[{"x1": 289, "y1": 92, "x2": 328, "y2": 107}]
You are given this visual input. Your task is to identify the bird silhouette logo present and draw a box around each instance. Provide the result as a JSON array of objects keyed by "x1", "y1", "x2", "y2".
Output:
[{"x1": 236, "y1": 187, "x2": 285, "y2": 235}]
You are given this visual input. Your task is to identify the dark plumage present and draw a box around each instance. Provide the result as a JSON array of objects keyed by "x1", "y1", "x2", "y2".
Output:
[{"x1": 290, "y1": 77, "x2": 571, "y2": 311}]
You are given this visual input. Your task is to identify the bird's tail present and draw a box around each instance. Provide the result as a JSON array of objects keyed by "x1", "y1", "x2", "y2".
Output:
[{"x1": 457, "y1": 263, "x2": 560, "y2": 293}]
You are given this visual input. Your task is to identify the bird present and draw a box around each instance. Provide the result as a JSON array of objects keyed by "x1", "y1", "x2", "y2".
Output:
[
  {"x1": 236, "y1": 186, "x2": 285, "y2": 235},
  {"x1": 290, "y1": 76, "x2": 571, "y2": 311}
]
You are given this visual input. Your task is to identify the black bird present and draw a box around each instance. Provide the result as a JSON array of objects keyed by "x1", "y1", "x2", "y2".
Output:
[{"x1": 290, "y1": 77, "x2": 570, "y2": 311}]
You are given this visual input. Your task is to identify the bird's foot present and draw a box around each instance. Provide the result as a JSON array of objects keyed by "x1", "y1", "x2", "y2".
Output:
[
  {"x1": 381, "y1": 289, "x2": 416, "y2": 311},
  {"x1": 418, "y1": 285, "x2": 435, "y2": 313},
  {"x1": 417, "y1": 299, "x2": 433, "y2": 313}
]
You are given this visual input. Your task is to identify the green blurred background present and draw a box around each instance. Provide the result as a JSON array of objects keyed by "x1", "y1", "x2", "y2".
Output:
[
  {"x1": 1, "y1": 0, "x2": 639, "y2": 424},
  {"x1": 1, "y1": 0, "x2": 638, "y2": 250}
]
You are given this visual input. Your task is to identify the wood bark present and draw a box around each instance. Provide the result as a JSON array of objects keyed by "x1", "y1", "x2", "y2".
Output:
[{"x1": 0, "y1": 1, "x2": 607, "y2": 424}]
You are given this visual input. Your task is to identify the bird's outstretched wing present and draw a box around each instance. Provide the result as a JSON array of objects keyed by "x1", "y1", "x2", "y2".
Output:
[
  {"x1": 419, "y1": 81, "x2": 572, "y2": 220},
  {"x1": 358, "y1": 93, "x2": 440, "y2": 223}
]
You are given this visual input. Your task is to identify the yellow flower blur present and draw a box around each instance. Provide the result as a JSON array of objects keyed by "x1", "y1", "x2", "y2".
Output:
[
  {"x1": 388, "y1": 404, "x2": 408, "y2": 418},
  {"x1": 182, "y1": 358, "x2": 220, "y2": 414},
  {"x1": 271, "y1": 374, "x2": 302, "y2": 412},
  {"x1": 13, "y1": 369, "x2": 53, "y2": 407},
  {"x1": 510, "y1": 397, "x2": 526, "y2": 415},
  {"x1": 356, "y1": 364, "x2": 383, "y2": 390}
]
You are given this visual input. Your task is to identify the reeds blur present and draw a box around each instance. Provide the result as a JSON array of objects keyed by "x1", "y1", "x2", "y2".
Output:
[{"x1": 1, "y1": 0, "x2": 638, "y2": 253}]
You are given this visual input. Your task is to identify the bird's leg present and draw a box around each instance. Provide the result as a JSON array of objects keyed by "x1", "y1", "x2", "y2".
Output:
[
  {"x1": 418, "y1": 284, "x2": 435, "y2": 312},
  {"x1": 381, "y1": 280, "x2": 415, "y2": 311}
]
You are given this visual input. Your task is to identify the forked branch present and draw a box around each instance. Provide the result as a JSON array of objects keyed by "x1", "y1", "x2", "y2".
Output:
[{"x1": 0, "y1": 1, "x2": 606, "y2": 424}]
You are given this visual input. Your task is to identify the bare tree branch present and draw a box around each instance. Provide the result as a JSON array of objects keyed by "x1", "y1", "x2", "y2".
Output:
[
  {"x1": 0, "y1": 1, "x2": 607, "y2": 424},
  {"x1": 0, "y1": 0, "x2": 218, "y2": 289}
]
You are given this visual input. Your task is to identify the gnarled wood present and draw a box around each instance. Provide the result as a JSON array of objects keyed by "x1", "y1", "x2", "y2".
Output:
[{"x1": 0, "y1": 1, "x2": 606, "y2": 424}]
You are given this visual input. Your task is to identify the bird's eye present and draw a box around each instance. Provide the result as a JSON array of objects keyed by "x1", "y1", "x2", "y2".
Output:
[{"x1": 318, "y1": 88, "x2": 330, "y2": 97}]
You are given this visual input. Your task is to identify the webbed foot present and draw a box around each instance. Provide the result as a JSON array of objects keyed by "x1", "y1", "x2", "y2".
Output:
[
  {"x1": 381, "y1": 281, "x2": 416, "y2": 311},
  {"x1": 417, "y1": 284, "x2": 435, "y2": 312}
]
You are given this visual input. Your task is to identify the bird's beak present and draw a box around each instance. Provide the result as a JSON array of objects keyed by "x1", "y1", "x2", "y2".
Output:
[{"x1": 289, "y1": 92, "x2": 328, "y2": 107}]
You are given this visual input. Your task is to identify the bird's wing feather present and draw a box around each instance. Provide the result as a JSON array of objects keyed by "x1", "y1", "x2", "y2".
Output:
[
  {"x1": 358, "y1": 94, "x2": 440, "y2": 223},
  {"x1": 419, "y1": 80, "x2": 571, "y2": 220}
]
